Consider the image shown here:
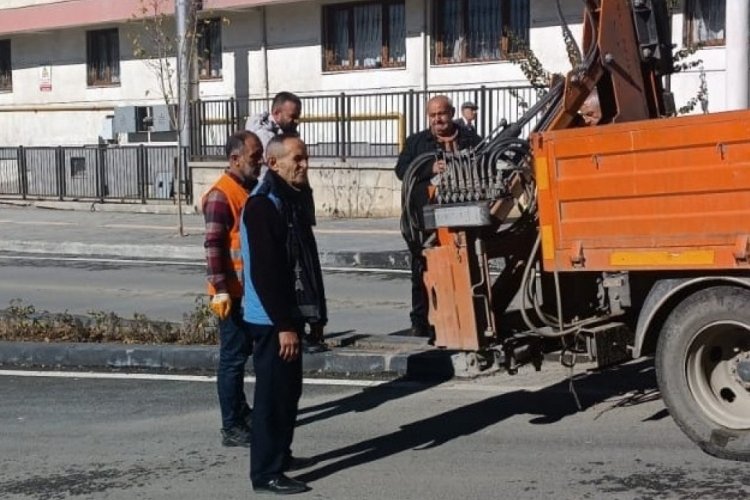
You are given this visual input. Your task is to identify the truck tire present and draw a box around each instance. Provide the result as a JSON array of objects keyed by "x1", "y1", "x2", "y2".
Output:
[{"x1": 655, "y1": 285, "x2": 750, "y2": 462}]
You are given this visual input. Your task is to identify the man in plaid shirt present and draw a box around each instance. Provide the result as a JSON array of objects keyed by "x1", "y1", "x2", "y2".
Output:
[{"x1": 203, "y1": 130, "x2": 263, "y2": 447}]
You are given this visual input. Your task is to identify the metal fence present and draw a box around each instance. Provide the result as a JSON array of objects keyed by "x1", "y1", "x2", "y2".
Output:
[
  {"x1": 0, "y1": 145, "x2": 190, "y2": 203},
  {"x1": 190, "y1": 85, "x2": 541, "y2": 159}
]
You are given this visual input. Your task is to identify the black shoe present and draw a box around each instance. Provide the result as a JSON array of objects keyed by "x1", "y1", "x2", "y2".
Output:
[
  {"x1": 253, "y1": 475, "x2": 309, "y2": 495},
  {"x1": 284, "y1": 456, "x2": 315, "y2": 472},
  {"x1": 221, "y1": 425, "x2": 251, "y2": 447},
  {"x1": 302, "y1": 337, "x2": 328, "y2": 354},
  {"x1": 409, "y1": 325, "x2": 431, "y2": 338}
]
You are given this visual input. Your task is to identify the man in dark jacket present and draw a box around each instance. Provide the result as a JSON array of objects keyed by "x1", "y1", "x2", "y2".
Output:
[
  {"x1": 395, "y1": 95, "x2": 482, "y2": 337},
  {"x1": 266, "y1": 135, "x2": 328, "y2": 351},
  {"x1": 240, "y1": 133, "x2": 323, "y2": 495}
]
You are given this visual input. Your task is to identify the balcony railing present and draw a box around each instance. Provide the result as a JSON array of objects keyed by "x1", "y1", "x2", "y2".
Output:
[{"x1": 190, "y1": 85, "x2": 540, "y2": 160}]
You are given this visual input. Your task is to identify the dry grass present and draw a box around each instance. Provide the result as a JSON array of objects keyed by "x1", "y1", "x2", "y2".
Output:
[{"x1": 0, "y1": 298, "x2": 217, "y2": 345}]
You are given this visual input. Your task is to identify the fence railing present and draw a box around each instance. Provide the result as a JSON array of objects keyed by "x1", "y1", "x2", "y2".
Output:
[
  {"x1": 190, "y1": 85, "x2": 541, "y2": 160},
  {"x1": 0, "y1": 145, "x2": 190, "y2": 204}
]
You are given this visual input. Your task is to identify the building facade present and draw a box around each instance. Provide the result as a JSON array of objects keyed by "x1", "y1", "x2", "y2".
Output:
[{"x1": 0, "y1": 0, "x2": 736, "y2": 148}]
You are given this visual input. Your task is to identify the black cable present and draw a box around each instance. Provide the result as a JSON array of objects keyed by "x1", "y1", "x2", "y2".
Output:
[{"x1": 400, "y1": 151, "x2": 438, "y2": 247}]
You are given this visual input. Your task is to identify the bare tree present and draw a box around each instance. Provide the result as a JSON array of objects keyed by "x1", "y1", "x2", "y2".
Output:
[{"x1": 128, "y1": 0, "x2": 201, "y2": 236}]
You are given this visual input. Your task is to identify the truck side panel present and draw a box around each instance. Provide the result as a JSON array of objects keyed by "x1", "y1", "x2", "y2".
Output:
[{"x1": 534, "y1": 109, "x2": 750, "y2": 272}]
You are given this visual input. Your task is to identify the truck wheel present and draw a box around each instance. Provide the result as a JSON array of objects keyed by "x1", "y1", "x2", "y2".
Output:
[{"x1": 655, "y1": 285, "x2": 750, "y2": 462}]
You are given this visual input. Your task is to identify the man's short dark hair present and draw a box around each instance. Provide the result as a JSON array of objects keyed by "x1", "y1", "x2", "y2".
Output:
[
  {"x1": 225, "y1": 130, "x2": 259, "y2": 159},
  {"x1": 271, "y1": 91, "x2": 302, "y2": 112}
]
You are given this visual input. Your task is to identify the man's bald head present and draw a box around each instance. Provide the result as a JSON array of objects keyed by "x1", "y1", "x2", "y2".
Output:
[
  {"x1": 580, "y1": 90, "x2": 602, "y2": 127},
  {"x1": 266, "y1": 134, "x2": 295, "y2": 161},
  {"x1": 426, "y1": 95, "x2": 455, "y2": 138},
  {"x1": 267, "y1": 134, "x2": 309, "y2": 188},
  {"x1": 428, "y1": 95, "x2": 453, "y2": 110}
]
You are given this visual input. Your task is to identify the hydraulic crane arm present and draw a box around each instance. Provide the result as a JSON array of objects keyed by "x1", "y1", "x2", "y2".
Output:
[{"x1": 547, "y1": 0, "x2": 674, "y2": 130}]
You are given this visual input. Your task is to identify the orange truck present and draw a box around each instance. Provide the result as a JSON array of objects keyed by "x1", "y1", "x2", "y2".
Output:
[{"x1": 407, "y1": 0, "x2": 750, "y2": 461}]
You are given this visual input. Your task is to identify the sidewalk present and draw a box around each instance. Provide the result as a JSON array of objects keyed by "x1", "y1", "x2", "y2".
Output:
[
  {"x1": 0, "y1": 202, "x2": 410, "y2": 269},
  {"x1": 0, "y1": 204, "x2": 481, "y2": 379}
]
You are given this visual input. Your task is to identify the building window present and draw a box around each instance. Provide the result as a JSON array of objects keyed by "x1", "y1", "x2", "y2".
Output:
[
  {"x1": 87, "y1": 28, "x2": 120, "y2": 86},
  {"x1": 323, "y1": 1, "x2": 406, "y2": 71},
  {"x1": 685, "y1": 0, "x2": 725, "y2": 47},
  {"x1": 0, "y1": 40, "x2": 11, "y2": 92},
  {"x1": 197, "y1": 18, "x2": 223, "y2": 80},
  {"x1": 432, "y1": 0, "x2": 530, "y2": 64}
]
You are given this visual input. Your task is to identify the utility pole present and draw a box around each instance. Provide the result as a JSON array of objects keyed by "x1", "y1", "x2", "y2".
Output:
[
  {"x1": 726, "y1": 0, "x2": 750, "y2": 110},
  {"x1": 175, "y1": 0, "x2": 192, "y2": 236}
]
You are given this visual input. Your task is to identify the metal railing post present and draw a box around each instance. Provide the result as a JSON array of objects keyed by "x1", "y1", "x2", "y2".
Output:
[
  {"x1": 224, "y1": 99, "x2": 231, "y2": 145},
  {"x1": 488, "y1": 88, "x2": 495, "y2": 134},
  {"x1": 17, "y1": 146, "x2": 28, "y2": 199},
  {"x1": 408, "y1": 89, "x2": 415, "y2": 136},
  {"x1": 136, "y1": 145, "x2": 146, "y2": 204},
  {"x1": 183, "y1": 146, "x2": 192, "y2": 204},
  {"x1": 189, "y1": 100, "x2": 197, "y2": 159},
  {"x1": 336, "y1": 92, "x2": 343, "y2": 160},
  {"x1": 200, "y1": 100, "x2": 208, "y2": 158},
  {"x1": 479, "y1": 85, "x2": 487, "y2": 137},
  {"x1": 55, "y1": 146, "x2": 65, "y2": 200},
  {"x1": 345, "y1": 93, "x2": 352, "y2": 160},
  {"x1": 226, "y1": 98, "x2": 233, "y2": 138},
  {"x1": 95, "y1": 144, "x2": 106, "y2": 201}
]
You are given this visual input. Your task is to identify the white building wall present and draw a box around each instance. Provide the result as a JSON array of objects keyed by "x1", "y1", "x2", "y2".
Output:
[
  {"x1": 0, "y1": 22, "x2": 183, "y2": 146},
  {"x1": 0, "y1": 0, "x2": 736, "y2": 146},
  {"x1": 670, "y1": 11, "x2": 727, "y2": 113},
  {"x1": 3, "y1": 0, "x2": 62, "y2": 7}
]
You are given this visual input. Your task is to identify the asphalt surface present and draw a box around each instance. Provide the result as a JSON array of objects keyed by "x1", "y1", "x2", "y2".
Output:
[
  {"x1": 0, "y1": 205, "x2": 409, "y2": 268},
  {"x1": 0, "y1": 254, "x2": 432, "y2": 378},
  {"x1": 1, "y1": 362, "x2": 749, "y2": 500},
  {"x1": 0, "y1": 255, "x2": 411, "y2": 335},
  {"x1": 0, "y1": 209, "x2": 443, "y2": 377}
]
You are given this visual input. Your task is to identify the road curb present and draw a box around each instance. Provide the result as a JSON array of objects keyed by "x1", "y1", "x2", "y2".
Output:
[
  {"x1": 0, "y1": 240, "x2": 204, "y2": 261},
  {"x1": 0, "y1": 341, "x2": 462, "y2": 379},
  {"x1": 0, "y1": 199, "x2": 192, "y2": 215},
  {"x1": 0, "y1": 241, "x2": 412, "y2": 270}
]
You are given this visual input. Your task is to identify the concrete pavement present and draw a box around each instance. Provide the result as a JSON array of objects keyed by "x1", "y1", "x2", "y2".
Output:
[
  {"x1": 0, "y1": 204, "x2": 485, "y2": 379},
  {"x1": 0, "y1": 202, "x2": 410, "y2": 269}
]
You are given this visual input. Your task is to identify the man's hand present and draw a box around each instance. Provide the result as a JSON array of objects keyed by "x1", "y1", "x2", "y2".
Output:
[
  {"x1": 432, "y1": 160, "x2": 446, "y2": 175},
  {"x1": 278, "y1": 330, "x2": 300, "y2": 362},
  {"x1": 209, "y1": 293, "x2": 232, "y2": 320}
]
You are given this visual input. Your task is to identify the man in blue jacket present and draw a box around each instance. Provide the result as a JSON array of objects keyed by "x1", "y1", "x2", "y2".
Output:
[{"x1": 240, "y1": 133, "x2": 317, "y2": 495}]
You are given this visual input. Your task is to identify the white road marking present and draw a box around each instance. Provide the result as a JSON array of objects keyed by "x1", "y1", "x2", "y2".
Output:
[
  {"x1": 102, "y1": 223, "x2": 205, "y2": 232},
  {"x1": 319, "y1": 266, "x2": 410, "y2": 274},
  {"x1": 315, "y1": 228, "x2": 401, "y2": 235},
  {"x1": 0, "y1": 255, "x2": 410, "y2": 274},
  {"x1": 0, "y1": 219, "x2": 399, "y2": 235},
  {"x1": 0, "y1": 255, "x2": 204, "y2": 266},
  {"x1": 0, "y1": 369, "x2": 388, "y2": 387},
  {"x1": 0, "y1": 220, "x2": 77, "y2": 226},
  {"x1": 0, "y1": 368, "x2": 572, "y2": 392}
]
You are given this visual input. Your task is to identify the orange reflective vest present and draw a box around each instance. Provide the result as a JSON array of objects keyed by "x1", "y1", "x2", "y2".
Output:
[{"x1": 203, "y1": 172, "x2": 249, "y2": 298}]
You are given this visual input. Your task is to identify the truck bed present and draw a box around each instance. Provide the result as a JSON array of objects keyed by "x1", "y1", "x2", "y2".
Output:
[{"x1": 532, "y1": 109, "x2": 750, "y2": 271}]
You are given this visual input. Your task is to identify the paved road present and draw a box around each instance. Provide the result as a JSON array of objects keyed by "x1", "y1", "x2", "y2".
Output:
[
  {"x1": 1, "y1": 362, "x2": 748, "y2": 500},
  {"x1": 0, "y1": 255, "x2": 411, "y2": 336}
]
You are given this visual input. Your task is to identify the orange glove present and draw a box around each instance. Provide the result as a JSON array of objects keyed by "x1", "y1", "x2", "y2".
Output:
[{"x1": 210, "y1": 293, "x2": 232, "y2": 320}]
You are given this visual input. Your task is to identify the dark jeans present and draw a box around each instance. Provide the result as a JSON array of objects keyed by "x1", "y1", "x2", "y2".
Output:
[
  {"x1": 408, "y1": 243, "x2": 429, "y2": 331},
  {"x1": 217, "y1": 302, "x2": 253, "y2": 430},
  {"x1": 249, "y1": 323, "x2": 303, "y2": 486}
]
